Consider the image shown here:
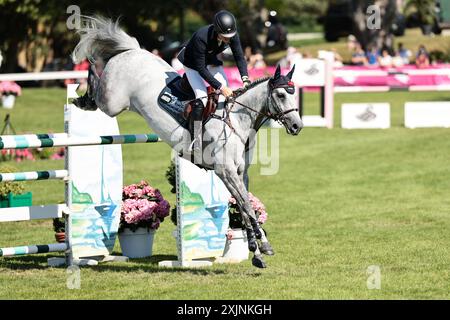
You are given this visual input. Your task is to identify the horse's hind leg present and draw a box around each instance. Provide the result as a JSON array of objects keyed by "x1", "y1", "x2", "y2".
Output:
[{"x1": 215, "y1": 166, "x2": 266, "y2": 268}]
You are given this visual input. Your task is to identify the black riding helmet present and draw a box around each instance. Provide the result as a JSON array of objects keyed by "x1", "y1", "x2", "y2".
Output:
[{"x1": 213, "y1": 10, "x2": 237, "y2": 37}]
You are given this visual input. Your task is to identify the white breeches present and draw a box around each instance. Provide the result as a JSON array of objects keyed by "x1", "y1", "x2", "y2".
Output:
[{"x1": 184, "y1": 65, "x2": 228, "y2": 105}]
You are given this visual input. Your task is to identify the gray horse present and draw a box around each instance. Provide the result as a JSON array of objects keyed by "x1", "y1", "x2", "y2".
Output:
[{"x1": 72, "y1": 16, "x2": 303, "y2": 268}]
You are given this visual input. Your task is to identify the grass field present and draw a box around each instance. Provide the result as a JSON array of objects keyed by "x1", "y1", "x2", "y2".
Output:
[{"x1": 0, "y1": 87, "x2": 449, "y2": 299}]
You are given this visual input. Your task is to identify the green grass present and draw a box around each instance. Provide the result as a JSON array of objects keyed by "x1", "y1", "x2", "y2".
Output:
[{"x1": 0, "y1": 88, "x2": 449, "y2": 299}]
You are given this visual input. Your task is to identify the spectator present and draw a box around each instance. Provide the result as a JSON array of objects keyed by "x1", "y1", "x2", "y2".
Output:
[
  {"x1": 415, "y1": 45, "x2": 430, "y2": 68},
  {"x1": 244, "y1": 46, "x2": 252, "y2": 63},
  {"x1": 266, "y1": 10, "x2": 288, "y2": 51},
  {"x1": 392, "y1": 53, "x2": 404, "y2": 67},
  {"x1": 331, "y1": 48, "x2": 344, "y2": 68},
  {"x1": 351, "y1": 43, "x2": 368, "y2": 66},
  {"x1": 366, "y1": 46, "x2": 379, "y2": 66},
  {"x1": 252, "y1": 50, "x2": 266, "y2": 69},
  {"x1": 397, "y1": 42, "x2": 411, "y2": 65},
  {"x1": 347, "y1": 35, "x2": 357, "y2": 51},
  {"x1": 278, "y1": 46, "x2": 302, "y2": 68},
  {"x1": 378, "y1": 49, "x2": 393, "y2": 68},
  {"x1": 245, "y1": 47, "x2": 266, "y2": 69}
]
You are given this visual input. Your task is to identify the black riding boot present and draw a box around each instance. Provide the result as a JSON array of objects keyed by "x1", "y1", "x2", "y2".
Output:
[{"x1": 189, "y1": 100, "x2": 204, "y2": 162}]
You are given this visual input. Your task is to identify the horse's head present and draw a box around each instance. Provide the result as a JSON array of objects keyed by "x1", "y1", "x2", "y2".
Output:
[{"x1": 267, "y1": 65, "x2": 303, "y2": 135}]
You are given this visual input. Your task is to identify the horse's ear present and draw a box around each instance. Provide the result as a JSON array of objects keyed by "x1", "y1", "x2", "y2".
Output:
[
  {"x1": 273, "y1": 64, "x2": 281, "y2": 79},
  {"x1": 286, "y1": 64, "x2": 296, "y2": 80}
]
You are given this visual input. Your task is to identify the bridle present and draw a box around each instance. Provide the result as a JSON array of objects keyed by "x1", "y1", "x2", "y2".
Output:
[{"x1": 224, "y1": 80, "x2": 299, "y2": 131}]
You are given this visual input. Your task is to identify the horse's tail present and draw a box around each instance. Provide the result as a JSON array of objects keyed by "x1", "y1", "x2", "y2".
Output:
[{"x1": 72, "y1": 16, "x2": 140, "y2": 64}]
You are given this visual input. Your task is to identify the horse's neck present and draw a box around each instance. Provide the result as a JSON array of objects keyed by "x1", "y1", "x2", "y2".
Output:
[{"x1": 233, "y1": 82, "x2": 268, "y2": 132}]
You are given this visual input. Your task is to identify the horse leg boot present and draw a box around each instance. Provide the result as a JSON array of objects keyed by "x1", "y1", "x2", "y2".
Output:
[
  {"x1": 189, "y1": 99, "x2": 204, "y2": 163},
  {"x1": 245, "y1": 226, "x2": 266, "y2": 268},
  {"x1": 73, "y1": 63, "x2": 98, "y2": 111},
  {"x1": 258, "y1": 227, "x2": 274, "y2": 256}
]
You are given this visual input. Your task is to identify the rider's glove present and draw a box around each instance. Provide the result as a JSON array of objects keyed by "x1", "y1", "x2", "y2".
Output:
[{"x1": 242, "y1": 76, "x2": 251, "y2": 88}]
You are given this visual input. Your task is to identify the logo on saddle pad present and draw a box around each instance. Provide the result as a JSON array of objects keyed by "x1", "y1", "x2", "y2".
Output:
[{"x1": 160, "y1": 93, "x2": 173, "y2": 104}]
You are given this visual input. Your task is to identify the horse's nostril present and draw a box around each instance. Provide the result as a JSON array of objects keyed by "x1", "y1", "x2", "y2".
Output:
[{"x1": 292, "y1": 124, "x2": 298, "y2": 130}]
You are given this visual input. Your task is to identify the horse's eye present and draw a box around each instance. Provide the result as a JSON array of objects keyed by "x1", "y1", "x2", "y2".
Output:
[{"x1": 277, "y1": 93, "x2": 285, "y2": 99}]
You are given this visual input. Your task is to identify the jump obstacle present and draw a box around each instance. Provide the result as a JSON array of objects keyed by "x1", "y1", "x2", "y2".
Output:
[
  {"x1": 0, "y1": 87, "x2": 160, "y2": 266},
  {"x1": 0, "y1": 86, "x2": 244, "y2": 268}
]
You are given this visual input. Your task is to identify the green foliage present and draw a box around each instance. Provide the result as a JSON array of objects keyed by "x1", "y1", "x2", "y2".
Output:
[
  {"x1": 34, "y1": 147, "x2": 55, "y2": 160},
  {"x1": 165, "y1": 161, "x2": 176, "y2": 194},
  {"x1": 266, "y1": 0, "x2": 327, "y2": 26},
  {"x1": 165, "y1": 161, "x2": 178, "y2": 225},
  {"x1": 0, "y1": 164, "x2": 25, "y2": 197},
  {"x1": 429, "y1": 49, "x2": 450, "y2": 63},
  {"x1": 52, "y1": 218, "x2": 65, "y2": 233},
  {"x1": 405, "y1": 0, "x2": 436, "y2": 25}
]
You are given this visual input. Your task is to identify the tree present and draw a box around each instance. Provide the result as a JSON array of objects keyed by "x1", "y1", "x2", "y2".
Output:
[
  {"x1": 0, "y1": 0, "x2": 61, "y2": 72},
  {"x1": 404, "y1": 0, "x2": 437, "y2": 35},
  {"x1": 351, "y1": 0, "x2": 397, "y2": 51},
  {"x1": 188, "y1": 0, "x2": 265, "y2": 50}
]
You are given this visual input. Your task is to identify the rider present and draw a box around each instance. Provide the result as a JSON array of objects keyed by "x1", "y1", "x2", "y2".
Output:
[{"x1": 177, "y1": 10, "x2": 251, "y2": 153}]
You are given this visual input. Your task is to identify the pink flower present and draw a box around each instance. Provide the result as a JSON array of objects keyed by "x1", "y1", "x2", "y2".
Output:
[
  {"x1": 229, "y1": 192, "x2": 268, "y2": 224},
  {"x1": 0, "y1": 81, "x2": 22, "y2": 96},
  {"x1": 155, "y1": 199, "x2": 170, "y2": 218},
  {"x1": 121, "y1": 181, "x2": 170, "y2": 230},
  {"x1": 258, "y1": 211, "x2": 267, "y2": 224}
]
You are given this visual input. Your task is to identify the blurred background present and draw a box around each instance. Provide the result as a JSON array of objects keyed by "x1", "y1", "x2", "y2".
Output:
[{"x1": 0, "y1": 0, "x2": 449, "y2": 77}]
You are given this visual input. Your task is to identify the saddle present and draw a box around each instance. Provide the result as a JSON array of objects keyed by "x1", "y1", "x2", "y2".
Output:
[
  {"x1": 158, "y1": 74, "x2": 220, "y2": 129},
  {"x1": 178, "y1": 74, "x2": 219, "y2": 122}
]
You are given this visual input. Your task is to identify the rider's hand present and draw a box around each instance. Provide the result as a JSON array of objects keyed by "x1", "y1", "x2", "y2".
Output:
[
  {"x1": 220, "y1": 86, "x2": 233, "y2": 98},
  {"x1": 242, "y1": 76, "x2": 251, "y2": 88}
]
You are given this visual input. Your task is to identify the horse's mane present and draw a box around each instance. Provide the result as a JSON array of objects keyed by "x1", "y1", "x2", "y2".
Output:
[{"x1": 233, "y1": 76, "x2": 271, "y2": 98}]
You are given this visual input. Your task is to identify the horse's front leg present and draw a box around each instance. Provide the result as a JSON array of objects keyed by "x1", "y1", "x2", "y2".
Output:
[
  {"x1": 240, "y1": 161, "x2": 274, "y2": 256},
  {"x1": 215, "y1": 165, "x2": 266, "y2": 268}
]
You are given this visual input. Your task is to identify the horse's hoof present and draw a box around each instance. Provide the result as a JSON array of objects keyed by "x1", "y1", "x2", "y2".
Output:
[
  {"x1": 252, "y1": 255, "x2": 267, "y2": 268},
  {"x1": 259, "y1": 242, "x2": 275, "y2": 256}
]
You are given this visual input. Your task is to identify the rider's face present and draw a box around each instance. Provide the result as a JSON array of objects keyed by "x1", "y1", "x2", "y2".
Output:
[{"x1": 218, "y1": 34, "x2": 231, "y2": 44}]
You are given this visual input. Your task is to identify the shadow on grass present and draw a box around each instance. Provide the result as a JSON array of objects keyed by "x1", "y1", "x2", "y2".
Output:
[
  {"x1": 0, "y1": 254, "x2": 229, "y2": 275},
  {"x1": 0, "y1": 254, "x2": 51, "y2": 270}
]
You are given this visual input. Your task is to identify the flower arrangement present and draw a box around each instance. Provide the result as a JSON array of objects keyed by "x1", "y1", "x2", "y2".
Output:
[
  {"x1": 228, "y1": 192, "x2": 268, "y2": 230},
  {"x1": 0, "y1": 146, "x2": 64, "y2": 162},
  {"x1": 1, "y1": 148, "x2": 35, "y2": 162},
  {"x1": 119, "y1": 180, "x2": 170, "y2": 233},
  {"x1": 0, "y1": 81, "x2": 22, "y2": 97}
]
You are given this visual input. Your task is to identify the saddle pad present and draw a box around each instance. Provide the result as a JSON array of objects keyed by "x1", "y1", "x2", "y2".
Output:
[{"x1": 157, "y1": 77, "x2": 190, "y2": 129}]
